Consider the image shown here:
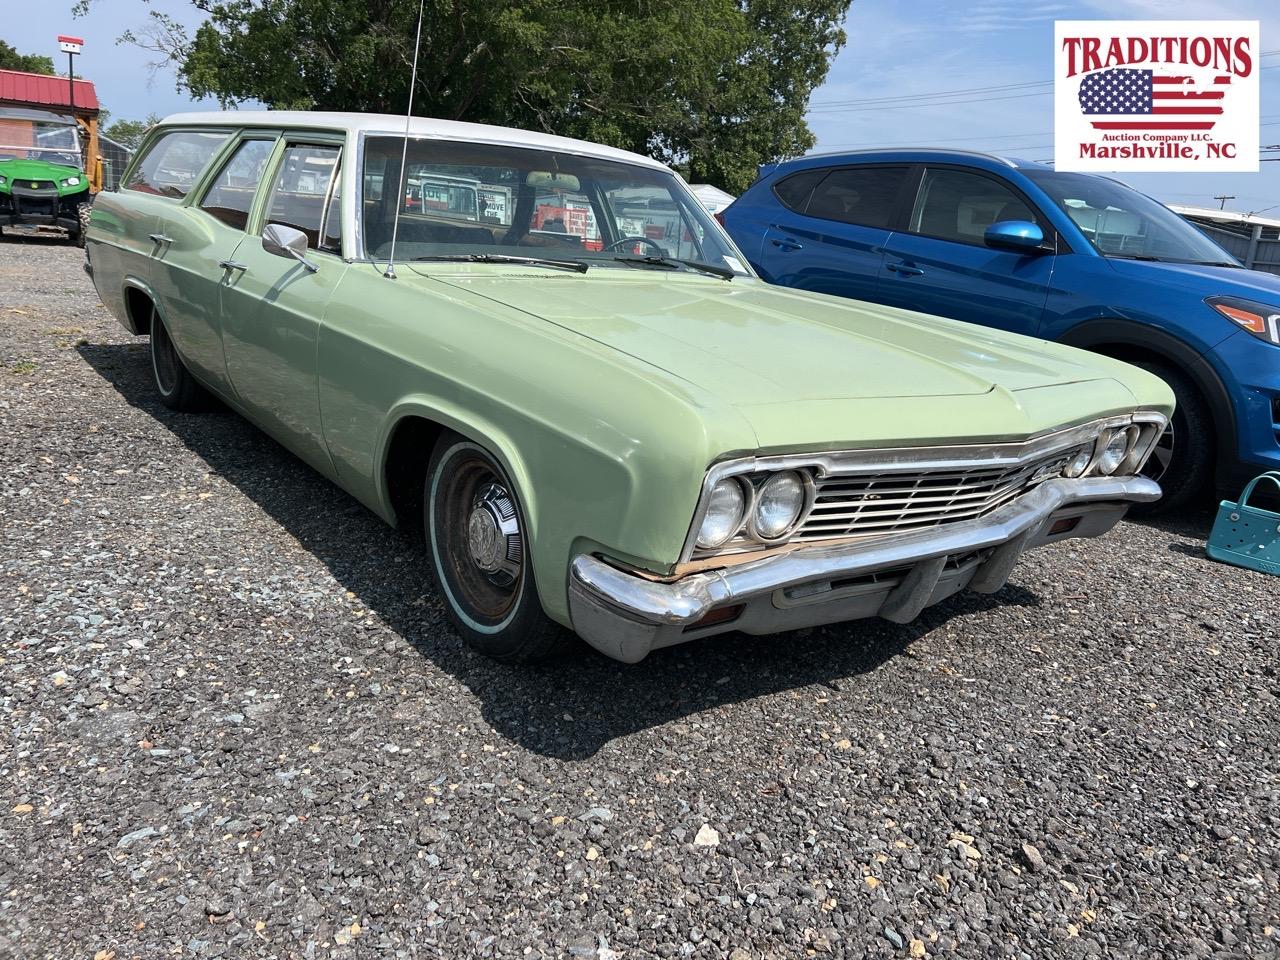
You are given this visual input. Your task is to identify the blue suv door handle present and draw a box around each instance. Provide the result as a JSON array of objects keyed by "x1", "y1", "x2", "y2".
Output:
[
  {"x1": 886, "y1": 261, "x2": 925, "y2": 277},
  {"x1": 770, "y1": 236, "x2": 803, "y2": 251}
]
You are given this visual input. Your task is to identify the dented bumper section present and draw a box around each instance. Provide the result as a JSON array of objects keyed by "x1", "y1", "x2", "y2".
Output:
[{"x1": 568, "y1": 475, "x2": 1161, "y2": 663}]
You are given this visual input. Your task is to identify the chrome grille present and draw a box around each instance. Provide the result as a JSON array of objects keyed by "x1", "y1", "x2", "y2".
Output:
[{"x1": 792, "y1": 450, "x2": 1076, "y2": 542}]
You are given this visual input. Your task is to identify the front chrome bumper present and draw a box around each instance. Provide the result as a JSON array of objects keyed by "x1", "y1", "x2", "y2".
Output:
[{"x1": 568, "y1": 475, "x2": 1160, "y2": 662}]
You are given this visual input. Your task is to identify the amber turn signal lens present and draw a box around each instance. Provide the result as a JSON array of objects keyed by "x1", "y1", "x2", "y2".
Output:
[
  {"x1": 1207, "y1": 296, "x2": 1280, "y2": 345},
  {"x1": 1213, "y1": 302, "x2": 1267, "y2": 334}
]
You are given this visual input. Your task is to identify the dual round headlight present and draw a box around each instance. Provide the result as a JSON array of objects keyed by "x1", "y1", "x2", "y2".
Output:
[
  {"x1": 60, "y1": 176, "x2": 81, "y2": 187},
  {"x1": 1063, "y1": 447, "x2": 1093, "y2": 478},
  {"x1": 1061, "y1": 426, "x2": 1141, "y2": 479},
  {"x1": 695, "y1": 477, "x2": 747, "y2": 549},
  {"x1": 695, "y1": 471, "x2": 810, "y2": 549},
  {"x1": 1096, "y1": 426, "x2": 1139, "y2": 475}
]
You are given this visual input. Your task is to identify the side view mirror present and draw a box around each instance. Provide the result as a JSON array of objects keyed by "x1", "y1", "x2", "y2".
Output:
[
  {"x1": 262, "y1": 222, "x2": 319, "y2": 273},
  {"x1": 984, "y1": 220, "x2": 1046, "y2": 253}
]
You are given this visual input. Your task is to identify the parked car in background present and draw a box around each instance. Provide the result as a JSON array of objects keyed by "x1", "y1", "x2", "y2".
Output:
[
  {"x1": 86, "y1": 114, "x2": 1172, "y2": 663},
  {"x1": 720, "y1": 149, "x2": 1280, "y2": 509}
]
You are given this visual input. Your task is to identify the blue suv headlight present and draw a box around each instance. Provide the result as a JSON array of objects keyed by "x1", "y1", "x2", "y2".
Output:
[{"x1": 1207, "y1": 296, "x2": 1280, "y2": 346}]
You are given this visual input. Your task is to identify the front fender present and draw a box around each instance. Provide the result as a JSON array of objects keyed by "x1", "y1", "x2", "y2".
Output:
[{"x1": 317, "y1": 266, "x2": 755, "y2": 627}]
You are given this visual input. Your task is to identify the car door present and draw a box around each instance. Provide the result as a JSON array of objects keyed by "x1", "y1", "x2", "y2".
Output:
[
  {"x1": 755, "y1": 164, "x2": 912, "y2": 303},
  {"x1": 219, "y1": 138, "x2": 347, "y2": 477},
  {"x1": 156, "y1": 132, "x2": 280, "y2": 392},
  {"x1": 878, "y1": 166, "x2": 1056, "y2": 336},
  {"x1": 137, "y1": 129, "x2": 252, "y2": 388}
]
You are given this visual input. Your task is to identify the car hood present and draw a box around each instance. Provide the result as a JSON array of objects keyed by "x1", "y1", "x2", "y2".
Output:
[
  {"x1": 0, "y1": 157, "x2": 83, "y2": 182},
  {"x1": 1104, "y1": 256, "x2": 1280, "y2": 301},
  {"x1": 425, "y1": 270, "x2": 1152, "y2": 451},
  {"x1": 435, "y1": 271, "x2": 1130, "y2": 404}
]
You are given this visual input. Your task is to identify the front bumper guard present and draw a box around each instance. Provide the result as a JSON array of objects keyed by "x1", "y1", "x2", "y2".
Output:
[{"x1": 568, "y1": 475, "x2": 1160, "y2": 662}]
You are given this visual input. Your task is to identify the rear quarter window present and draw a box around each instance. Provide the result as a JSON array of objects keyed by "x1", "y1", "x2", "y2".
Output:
[
  {"x1": 125, "y1": 129, "x2": 231, "y2": 200},
  {"x1": 772, "y1": 170, "x2": 826, "y2": 214}
]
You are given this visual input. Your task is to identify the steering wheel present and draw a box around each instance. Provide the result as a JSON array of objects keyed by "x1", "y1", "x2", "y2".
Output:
[{"x1": 604, "y1": 236, "x2": 666, "y2": 256}]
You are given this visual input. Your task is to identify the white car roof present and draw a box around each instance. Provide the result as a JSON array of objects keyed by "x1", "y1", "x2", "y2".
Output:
[{"x1": 159, "y1": 110, "x2": 670, "y2": 171}]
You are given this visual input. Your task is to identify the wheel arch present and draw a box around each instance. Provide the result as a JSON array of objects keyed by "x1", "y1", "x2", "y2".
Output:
[
  {"x1": 121, "y1": 277, "x2": 163, "y2": 336},
  {"x1": 1059, "y1": 317, "x2": 1236, "y2": 475},
  {"x1": 376, "y1": 399, "x2": 538, "y2": 539}
]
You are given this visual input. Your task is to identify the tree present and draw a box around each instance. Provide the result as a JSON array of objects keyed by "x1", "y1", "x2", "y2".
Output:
[
  {"x1": 0, "y1": 40, "x2": 56, "y2": 75},
  {"x1": 76, "y1": 0, "x2": 851, "y2": 192},
  {"x1": 104, "y1": 113, "x2": 163, "y2": 149}
]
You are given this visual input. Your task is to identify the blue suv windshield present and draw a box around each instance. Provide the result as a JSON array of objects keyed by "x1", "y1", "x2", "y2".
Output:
[{"x1": 1025, "y1": 170, "x2": 1238, "y2": 266}]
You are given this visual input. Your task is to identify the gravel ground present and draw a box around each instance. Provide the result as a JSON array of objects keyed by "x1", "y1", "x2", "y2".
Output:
[{"x1": 1, "y1": 235, "x2": 1278, "y2": 960}]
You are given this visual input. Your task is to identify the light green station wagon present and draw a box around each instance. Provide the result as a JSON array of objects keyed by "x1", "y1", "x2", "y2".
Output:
[{"x1": 85, "y1": 111, "x2": 1174, "y2": 663}]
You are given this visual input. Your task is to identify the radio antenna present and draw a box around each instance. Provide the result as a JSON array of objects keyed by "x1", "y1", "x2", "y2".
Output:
[{"x1": 383, "y1": 0, "x2": 426, "y2": 279}]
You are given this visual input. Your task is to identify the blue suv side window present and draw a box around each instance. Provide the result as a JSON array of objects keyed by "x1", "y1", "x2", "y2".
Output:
[
  {"x1": 772, "y1": 170, "x2": 825, "y2": 213},
  {"x1": 805, "y1": 167, "x2": 910, "y2": 229},
  {"x1": 908, "y1": 168, "x2": 1041, "y2": 246}
]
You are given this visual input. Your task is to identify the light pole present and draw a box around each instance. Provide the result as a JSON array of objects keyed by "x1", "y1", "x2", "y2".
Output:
[
  {"x1": 57, "y1": 35, "x2": 84, "y2": 110},
  {"x1": 1213, "y1": 194, "x2": 1236, "y2": 211}
]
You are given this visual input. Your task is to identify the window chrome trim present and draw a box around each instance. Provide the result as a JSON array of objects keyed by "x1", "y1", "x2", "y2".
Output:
[{"x1": 678, "y1": 412, "x2": 1169, "y2": 563}]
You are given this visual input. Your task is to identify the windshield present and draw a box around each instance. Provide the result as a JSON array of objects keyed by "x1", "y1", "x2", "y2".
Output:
[
  {"x1": 360, "y1": 136, "x2": 748, "y2": 274},
  {"x1": 1026, "y1": 170, "x2": 1236, "y2": 265},
  {"x1": 0, "y1": 108, "x2": 82, "y2": 167}
]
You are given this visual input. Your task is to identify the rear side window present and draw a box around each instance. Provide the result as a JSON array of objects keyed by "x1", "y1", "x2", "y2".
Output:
[
  {"x1": 772, "y1": 170, "x2": 825, "y2": 214},
  {"x1": 198, "y1": 138, "x2": 275, "y2": 231},
  {"x1": 909, "y1": 168, "x2": 1041, "y2": 245},
  {"x1": 805, "y1": 167, "x2": 910, "y2": 229},
  {"x1": 264, "y1": 144, "x2": 342, "y2": 252},
  {"x1": 125, "y1": 129, "x2": 230, "y2": 200}
]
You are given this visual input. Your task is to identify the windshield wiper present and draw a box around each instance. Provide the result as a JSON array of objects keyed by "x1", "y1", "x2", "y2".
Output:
[
  {"x1": 410, "y1": 253, "x2": 588, "y2": 273},
  {"x1": 612, "y1": 255, "x2": 734, "y2": 280},
  {"x1": 1107, "y1": 253, "x2": 1242, "y2": 268}
]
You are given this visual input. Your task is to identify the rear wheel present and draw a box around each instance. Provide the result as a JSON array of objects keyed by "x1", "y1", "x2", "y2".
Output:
[
  {"x1": 150, "y1": 311, "x2": 208, "y2": 411},
  {"x1": 425, "y1": 434, "x2": 568, "y2": 662},
  {"x1": 1131, "y1": 359, "x2": 1212, "y2": 513}
]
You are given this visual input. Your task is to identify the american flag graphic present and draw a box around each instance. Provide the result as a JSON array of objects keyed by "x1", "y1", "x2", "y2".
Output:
[{"x1": 1078, "y1": 67, "x2": 1229, "y2": 131}]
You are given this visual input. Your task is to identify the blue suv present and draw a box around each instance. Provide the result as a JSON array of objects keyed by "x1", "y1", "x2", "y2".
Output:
[{"x1": 720, "y1": 149, "x2": 1280, "y2": 509}]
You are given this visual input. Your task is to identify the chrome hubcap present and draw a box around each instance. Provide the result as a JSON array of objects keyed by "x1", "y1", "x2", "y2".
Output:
[{"x1": 466, "y1": 482, "x2": 522, "y2": 585}]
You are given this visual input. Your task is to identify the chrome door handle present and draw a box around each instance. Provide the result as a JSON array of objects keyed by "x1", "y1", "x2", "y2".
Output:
[
  {"x1": 218, "y1": 259, "x2": 248, "y2": 271},
  {"x1": 886, "y1": 262, "x2": 925, "y2": 277},
  {"x1": 148, "y1": 233, "x2": 173, "y2": 245}
]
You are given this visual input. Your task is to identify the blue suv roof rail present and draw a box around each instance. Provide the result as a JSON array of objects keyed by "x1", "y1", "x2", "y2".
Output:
[{"x1": 800, "y1": 147, "x2": 1020, "y2": 168}]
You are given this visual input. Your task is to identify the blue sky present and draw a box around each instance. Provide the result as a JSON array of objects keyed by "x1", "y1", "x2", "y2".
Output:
[{"x1": 9, "y1": 0, "x2": 1279, "y2": 212}]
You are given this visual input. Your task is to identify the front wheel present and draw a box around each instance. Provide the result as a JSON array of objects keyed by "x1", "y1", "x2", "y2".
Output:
[
  {"x1": 1131, "y1": 360, "x2": 1212, "y2": 514},
  {"x1": 425, "y1": 434, "x2": 569, "y2": 662}
]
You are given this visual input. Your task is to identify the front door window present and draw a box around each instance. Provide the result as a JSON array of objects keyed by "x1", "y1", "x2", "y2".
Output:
[
  {"x1": 264, "y1": 144, "x2": 342, "y2": 253},
  {"x1": 909, "y1": 169, "x2": 1041, "y2": 245}
]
